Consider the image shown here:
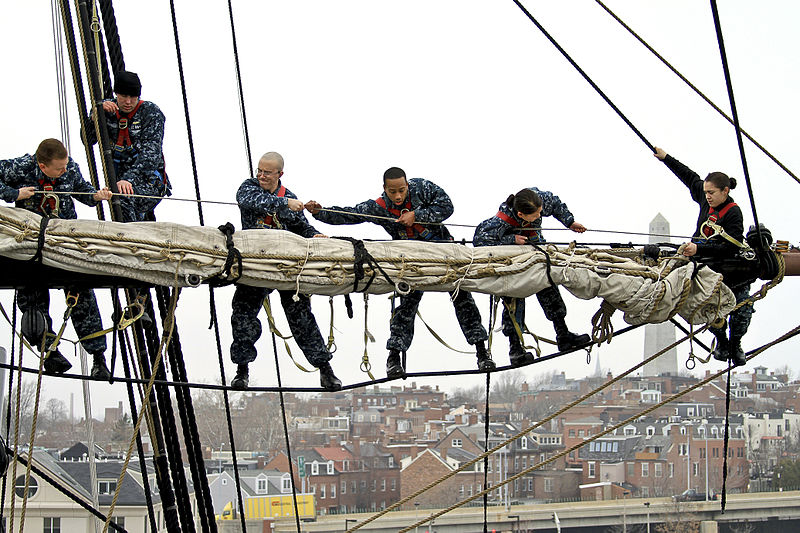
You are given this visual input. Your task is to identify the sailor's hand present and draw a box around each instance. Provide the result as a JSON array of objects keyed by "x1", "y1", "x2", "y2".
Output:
[
  {"x1": 654, "y1": 147, "x2": 667, "y2": 160},
  {"x1": 94, "y1": 188, "x2": 112, "y2": 201},
  {"x1": 287, "y1": 198, "x2": 303, "y2": 212},
  {"x1": 304, "y1": 200, "x2": 322, "y2": 215},
  {"x1": 570, "y1": 222, "x2": 587, "y2": 233},
  {"x1": 682, "y1": 242, "x2": 698, "y2": 257},
  {"x1": 116, "y1": 180, "x2": 134, "y2": 195},
  {"x1": 16, "y1": 187, "x2": 36, "y2": 200},
  {"x1": 312, "y1": 233, "x2": 328, "y2": 238},
  {"x1": 102, "y1": 100, "x2": 119, "y2": 114},
  {"x1": 514, "y1": 235, "x2": 529, "y2": 245},
  {"x1": 397, "y1": 210, "x2": 416, "y2": 227}
]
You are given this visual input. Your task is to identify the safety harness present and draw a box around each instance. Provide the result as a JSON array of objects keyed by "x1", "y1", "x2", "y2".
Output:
[
  {"x1": 112, "y1": 100, "x2": 168, "y2": 186},
  {"x1": 696, "y1": 202, "x2": 751, "y2": 252},
  {"x1": 496, "y1": 211, "x2": 541, "y2": 241},
  {"x1": 257, "y1": 185, "x2": 286, "y2": 229},
  {"x1": 36, "y1": 176, "x2": 58, "y2": 216},
  {"x1": 375, "y1": 197, "x2": 431, "y2": 240}
]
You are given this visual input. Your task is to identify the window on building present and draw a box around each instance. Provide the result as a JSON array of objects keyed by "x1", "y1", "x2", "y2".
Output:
[
  {"x1": 452, "y1": 438, "x2": 462, "y2": 448},
  {"x1": 527, "y1": 478, "x2": 533, "y2": 491},
  {"x1": 521, "y1": 436, "x2": 528, "y2": 449},
  {"x1": 312, "y1": 462, "x2": 319, "y2": 475},
  {"x1": 98, "y1": 480, "x2": 117, "y2": 495},
  {"x1": 352, "y1": 481, "x2": 357, "y2": 493},
  {"x1": 320, "y1": 484, "x2": 326, "y2": 498},
  {"x1": 627, "y1": 463, "x2": 634, "y2": 477},
  {"x1": 700, "y1": 448, "x2": 706, "y2": 459},
  {"x1": 680, "y1": 427, "x2": 686, "y2": 436},
  {"x1": 328, "y1": 461, "x2": 334, "y2": 474},
  {"x1": 544, "y1": 478, "x2": 553, "y2": 493},
  {"x1": 654, "y1": 463, "x2": 663, "y2": 478},
  {"x1": 669, "y1": 463, "x2": 674, "y2": 478},
  {"x1": 522, "y1": 456, "x2": 527, "y2": 469},
  {"x1": 15, "y1": 475, "x2": 37, "y2": 498},
  {"x1": 712, "y1": 448, "x2": 719, "y2": 458},
  {"x1": 43, "y1": 517, "x2": 61, "y2": 533},
  {"x1": 459, "y1": 485, "x2": 465, "y2": 496},
  {"x1": 569, "y1": 429, "x2": 575, "y2": 437},
  {"x1": 360, "y1": 480, "x2": 366, "y2": 492},
  {"x1": 331, "y1": 483, "x2": 336, "y2": 499},
  {"x1": 642, "y1": 463, "x2": 649, "y2": 477},
  {"x1": 341, "y1": 481, "x2": 347, "y2": 494},
  {"x1": 388, "y1": 456, "x2": 394, "y2": 468},
  {"x1": 679, "y1": 444, "x2": 688, "y2": 456},
  {"x1": 688, "y1": 407, "x2": 695, "y2": 416},
  {"x1": 257, "y1": 478, "x2": 267, "y2": 494},
  {"x1": 693, "y1": 463, "x2": 699, "y2": 476},
  {"x1": 391, "y1": 479, "x2": 396, "y2": 491},
  {"x1": 381, "y1": 479, "x2": 386, "y2": 491},
  {"x1": 371, "y1": 479, "x2": 376, "y2": 492},
  {"x1": 588, "y1": 461, "x2": 596, "y2": 478},
  {"x1": 578, "y1": 430, "x2": 585, "y2": 437},
  {"x1": 112, "y1": 518, "x2": 125, "y2": 530},
  {"x1": 641, "y1": 486, "x2": 649, "y2": 498},
  {"x1": 646, "y1": 427, "x2": 655, "y2": 436},
  {"x1": 514, "y1": 457, "x2": 519, "y2": 470}
]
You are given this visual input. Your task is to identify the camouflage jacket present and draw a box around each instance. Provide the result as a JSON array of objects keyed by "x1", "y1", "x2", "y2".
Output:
[
  {"x1": 0, "y1": 154, "x2": 99, "y2": 219},
  {"x1": 236, "y1": 178, "x2": 319, "y2": 237},
  {"x1": 89, "y1": 100, "x2": 170, "y2": 190},
  {"x1": 312, "y1": 177, "x2": 454, "y2": 241},
  {"x1": 473, "y1": 187, "x2": 575, "y2": 246}
]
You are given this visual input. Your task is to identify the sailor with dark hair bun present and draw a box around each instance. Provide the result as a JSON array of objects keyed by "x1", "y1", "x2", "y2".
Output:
[
  {"x1": 654, "y1": 146, "x2": 752, "y2": 366},
  {"x1": 474, "y1": 187, "x2": 591, "y2": 362},
  {"x1": 88, "y1": 70, "x2": 171, "y2": 222},
  {"x1": 305, "y1": 167, "x2": 491, "y2": 376}
]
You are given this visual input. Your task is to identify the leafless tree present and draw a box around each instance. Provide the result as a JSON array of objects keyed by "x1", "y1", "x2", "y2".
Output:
[{"x1": 491, "y1": 369, "x2": 525, "y2": 404}]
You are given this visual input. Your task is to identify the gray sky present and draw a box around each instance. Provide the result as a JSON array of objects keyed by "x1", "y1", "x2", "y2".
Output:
[{"x1": 1, "y1": 1, "x2": 799, "y2": 417}]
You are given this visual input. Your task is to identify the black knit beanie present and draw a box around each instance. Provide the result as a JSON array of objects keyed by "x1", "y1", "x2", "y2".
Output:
[{"x1": 114, "y1": 71, "x2": 142, "y2": 97}]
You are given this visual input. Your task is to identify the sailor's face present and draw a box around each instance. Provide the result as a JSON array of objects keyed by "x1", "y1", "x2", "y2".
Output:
[
  {"x1": 116, "y1": 94, "x2": 140, "y2": 114},
  {"x1": 256, "y1": 159, "x2": 283, "y2": 193},
  {"x1": 518, "y1": 206, "x2": 543, "y2": 223},
  {"x1": 704, "y1": 184, "x2": 728, "y2": 209},
  {"x1": 383, "y1": 177, "x2": 408, "y2": 206},
  {"x1": 38, "y1": 158, "x2": 69, "y2": 179}
]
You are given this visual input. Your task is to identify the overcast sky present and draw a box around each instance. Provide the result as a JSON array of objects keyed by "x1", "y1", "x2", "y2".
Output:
[{"x1": 1, "y1": 1, "x2": 799, "y2": 418}]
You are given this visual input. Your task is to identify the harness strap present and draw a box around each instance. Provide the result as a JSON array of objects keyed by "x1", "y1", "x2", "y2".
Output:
[
  {"x1": 258, "y1": 185, "x2": 286, "y2": 228},
  {"x1": 30, "y1": 215, "x2": 52, "y2": 264},
  {"x1": 496, "y1": 211, "x2": 540, "y2": 238},
  {"x1": 208, "y1": 222, "x2": 243, "y2": 287},
  {"x1": 114, "y1": 100, "x2": 144, "y2": 149},
  {"x1": 375, "y1": 197, "x2": 429, "y2": 239}
]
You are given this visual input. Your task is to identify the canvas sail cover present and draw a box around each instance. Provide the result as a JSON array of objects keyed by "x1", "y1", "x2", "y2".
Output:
[{"x1": 0, "y1": 206, "x2": 734, "y2": 326}]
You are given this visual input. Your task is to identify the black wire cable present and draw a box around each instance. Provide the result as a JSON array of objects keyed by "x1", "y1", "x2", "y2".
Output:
[
  {"x1": 709, "y1": 0, "x2": 763, "y2": 244},
  {"x1": 510, "y1": 0, "x2": 654, "y2": 152},
  {"x1": 226, "y1": 0, "x2": 254, "y2": 173},
  {"x1": 272, "y1": 328, "x2": 302, "y2": 532},
  {"x1": 721, "y1": 361, "x2": 732, "y2": 512},
  {"x1": 593, "y1": 0, "x2": 799, "y2": 185}
]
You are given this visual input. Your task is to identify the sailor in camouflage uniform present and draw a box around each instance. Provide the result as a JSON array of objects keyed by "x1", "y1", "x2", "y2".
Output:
[
  {"x1": 0, "y1": 138, "x2": 113, "y2": 378},
  {"x1": 90, "y1": 71, "x2": 171, "y2": 222},
  {"x1": 305, "y1": 167, "x2": 491, "y2": 377},
  {"x1": 474, "y1": 187, "x2": 591, "y2": 360},
  {"x1": 230, "y1": 152, "x2": 341, "y2": 391}
]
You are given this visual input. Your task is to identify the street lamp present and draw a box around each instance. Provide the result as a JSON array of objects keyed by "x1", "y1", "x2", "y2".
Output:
[
  {"x1": 508, "y1": 514, "x2": 520, "y2": 533},
  {"x1": 644, "y1": 502, "x2": 651, "y2": 533},
  {"x1": 345, "y1": 518, "x2": 357, "y2": 530},
  {"x1": 552, "y1": 512, "x2": 561, "y2": 533},
  {"x1": 219, "y1": 442, "x2": 225, "y2": 474},
  {"x1": 414, "y1": 502, "x2": 420, "y2": 533}
]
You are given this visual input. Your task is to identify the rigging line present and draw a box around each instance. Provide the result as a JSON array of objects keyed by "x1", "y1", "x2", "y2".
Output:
[
  {"x1": 709, "y1": 0, "x2": 763, "y2": 243},
  {"x1": 226, "y1": 0, "x2": 254, "y2": 175},
  {"x1": 209, "y1": 294, "x2": 248, "y2": 533},
  {"x1": 510, "y1": 0, "x2": 654, "y2": 151},
  {"x1": 168, "y1": 0, "x2": 205, "y2": 227},
  {"x1": 593, "y1": 0, "x2": 799, "y2": 186},
  {"x1": 0, "y1": 323, "x2": 642, "y2": 393},
  {"x1": 349, "y1": 323, "x2": 692, "y2": 531},
  {"x1": 482, "y1": 371, "x2": 490, "y2": 533},
  {"x1": 271, "y1": 328, "x2": 303, "y2": 533},
  {"x1": 396, "y1": 326, "x2": 800, "y2": 533},
  {"x1": 0, "y1": 294, "x2": 17, "y2": 528},
  {"x1": 51, "y1": 0, "x2": 71, "y2": 152}
]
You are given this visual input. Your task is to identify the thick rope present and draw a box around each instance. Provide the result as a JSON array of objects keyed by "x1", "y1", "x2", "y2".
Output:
[
  {"x1": 593, "y1": 0, "x2": 799, "y2": 185},
  {"x1": 0, "y1": 294, "x2": 17, "y2": 528},
  {"x1": 395, "y1": 325, "x2": 800, "y2": 533}
]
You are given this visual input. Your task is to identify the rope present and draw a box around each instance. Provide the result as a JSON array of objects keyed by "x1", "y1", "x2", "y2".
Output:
[
  {"x1": 50, "y1": 0, "x2": 71, "y2": 151},
  {"x1": 721, "y1": 359, "x2": 732, "y2": 512},
  {"x1": 510, "y1": 0, "x2": 654, "y2": 151},
  {"x1": 0, "y1": 294, "x2": 17, "y2": 529},
  {"x1": 226, "y1": 0, "x2": 254, "y2": 174},
  {"x1": 96, "y1": 0, "x2": 125, "y2": 80},
  {"x1": 271, "y1": 329, "x2": 303, "y2": 533},
  {"x1": 483, "y1": 371, "x2": 491, "y2": 533},
  {"x1": 395, "y1": 325, "x2": 800, "y2": 533},
  {"x1": 593, "y1": 0, "x2": 799, "y2": 185},
  {"x1": 709, "y1": 0, "x2": 763, "y2": 244}
]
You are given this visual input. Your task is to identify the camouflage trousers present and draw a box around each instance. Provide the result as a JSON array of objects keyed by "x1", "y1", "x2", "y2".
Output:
[
  {"x1": 386, "y1": 290, "x2": 488, "y2": 352},
  {"x1": 710, "y1": 283, "x2": 754, "y2": 339},
  {"x1": 230, "y1": 285, "x2": 332, "y2": 367},
  {"x1": 501, "y1": 285, "x2": 567, "y2": 338},
  {"x1": 17, "y1": 287, "x2": 107, "y2": 355},
  {"x1": 116, "y1": 170, "x2": 169, "y2": 222}
]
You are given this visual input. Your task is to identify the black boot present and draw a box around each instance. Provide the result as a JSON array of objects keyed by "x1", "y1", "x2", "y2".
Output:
[
  {"x1": 711, "y1": 330, "x2": 729, "y2": 362},
  {"x1": 552, "y1": 317, "x2": 590, "y2": 352},
  {"x1": 90, "y1": 353, "x2": 111, "y2": 380},
  {"x1": 43, "y1": 350, "x2": 72, "y2": 374},
  {"x1": 231, "y1": 364, "x2": 249, "y2": 390},
  {"x1": 729, "y1": 336, "x2": 746, "y2": 367},
  {"x1": 508, "y1": 336, "x2": 534, "y2": 367},
  {"x1": 319, "y1": 363, "x2": 342, "y2": 391},
  {"x1": 386, "y1": 349, "x2": 405, "y2": 378},
  {"x1": 475, "y1": 342, "x2": 496, "y2": 371}
]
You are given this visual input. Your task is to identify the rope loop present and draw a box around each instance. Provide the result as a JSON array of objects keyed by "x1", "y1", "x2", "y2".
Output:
[{"x1": 208, "y1": 222, "x2": 242, "y2": 287}]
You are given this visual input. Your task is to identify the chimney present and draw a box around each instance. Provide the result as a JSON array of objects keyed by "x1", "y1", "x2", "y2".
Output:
[
  {"x1": 330, "y1": 435, "x2": 339, "y2": 447},
  {"x1": 353, "y1": 439, "x2": 361, "y2": 457},
  {"x1": 257, "y1": 456, "x2": 265, "y2": 469},
  {"x1": 469, "y1": 413, "x2": 478, "y2": 425},
  {"x1": 521, "y1": 382, "x2": 529, "y2": 392},
  {"x1": 411, "y1": 444, "x2": 419, "y2": 458},
  {"x1": 441, "y1": 447, "x2": 447, "y2": 461}
]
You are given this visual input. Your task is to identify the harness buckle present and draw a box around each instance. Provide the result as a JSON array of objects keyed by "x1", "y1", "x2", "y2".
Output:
[
  {"x1": 40, "y1": 192, "x2": 60, "y2": 217},
  {"x1": 119, "y1": 118, "x2": 129, "y2": 130}
]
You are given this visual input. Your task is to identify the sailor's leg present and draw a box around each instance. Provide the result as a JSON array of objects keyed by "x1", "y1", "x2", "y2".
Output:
[
  {"x1": 277, "y1": 290, "x2": 331, "y2": 367},
  {"x1": 537, "y1": 286, "x2": 590, "y2": 351},
  {"x1": 17, "y1": 287, "x2": 54, "y2": 348},
  {"x1": 230, "y1": 284, "x2": 269, "y2": 365},
  {"x1": 450, "y1": 290, "x2": 488, "y2": 345},
  {"x1": 501, "y1": 297, "x2": 526, "y2": 339},
  {"x1": 386, "y1": 290, "x2": 424, "y2": 352},
  {"x1": 66, "y1": 288, "x2": 107, "y2": 355},
  {"x1": 728, "y1": 284, "x2": 754, "y2": 366}
]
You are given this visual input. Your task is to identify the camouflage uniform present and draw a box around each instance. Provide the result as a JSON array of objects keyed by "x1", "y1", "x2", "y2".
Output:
[
  {"x1": 90, "y1": 100, "x2": 171, "y2": 222},
  {"x1": 473, "y1": 188, "x2": 574, "y2": 339},
  {"x1": 312, "y1": 177, "x2": 488, "y2": 351},
  {"x1": 230, "y1": 178, "x2": 332, "y2": 368},
  {"x1": 0, "y1": 154, "x2": 107, "y2": 355},
  {"x1": 661, "y1": 154, "x2": 753, "y2": 339}
]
